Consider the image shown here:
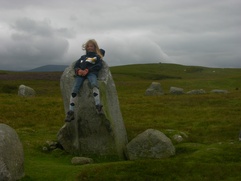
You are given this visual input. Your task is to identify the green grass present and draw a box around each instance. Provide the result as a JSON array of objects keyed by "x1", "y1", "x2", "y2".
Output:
[{"x1": 0, "y1": 63, "x2": 241, "y2": 180}]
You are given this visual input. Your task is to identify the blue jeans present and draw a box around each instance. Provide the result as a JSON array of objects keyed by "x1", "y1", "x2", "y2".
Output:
[{"x1": 72, "y1": 73, "x2": 98, "y2": 94}]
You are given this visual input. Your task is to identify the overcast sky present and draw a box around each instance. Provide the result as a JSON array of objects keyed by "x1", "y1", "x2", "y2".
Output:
[{"x1": 0, "y1": 0, "x2": 240, "y2": 71}]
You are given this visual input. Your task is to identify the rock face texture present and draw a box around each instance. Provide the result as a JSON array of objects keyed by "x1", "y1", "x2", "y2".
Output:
[
  {"x1": 18, "y1": 84, "x2": 36, "y2": 97},
  {"x1": 125, "y1": 129, "x2": 175, "y2": 160},
  {"x1": 0, "y1": 124, "x2": 24, "y2": 181},
  {"x1": 57, "y1": 61, "x2": 128, "y2": 159}
]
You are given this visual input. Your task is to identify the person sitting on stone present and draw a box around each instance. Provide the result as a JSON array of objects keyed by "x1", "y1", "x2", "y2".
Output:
[{"x1": 65, "y1": 39, "x2": 105, "y2": 122}]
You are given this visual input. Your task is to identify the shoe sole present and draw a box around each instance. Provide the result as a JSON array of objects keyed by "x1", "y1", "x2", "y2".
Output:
[{"x1": 65, "y1": 116, "x2": 74, "y2": 122}]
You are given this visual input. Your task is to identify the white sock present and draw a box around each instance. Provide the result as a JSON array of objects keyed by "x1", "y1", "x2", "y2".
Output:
[{"x1": 93, "y1": 87, "x2": 100, "y2": 105}]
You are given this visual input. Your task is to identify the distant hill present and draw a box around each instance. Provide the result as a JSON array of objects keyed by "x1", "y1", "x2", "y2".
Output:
[{"x1": 27, "y1": 65, "x2": 68, "y2": 72}]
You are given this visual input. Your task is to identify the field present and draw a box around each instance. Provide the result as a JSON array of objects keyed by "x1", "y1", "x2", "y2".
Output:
[{"x1": 1, "y1": 63, "x2": 241, "y2": 180}]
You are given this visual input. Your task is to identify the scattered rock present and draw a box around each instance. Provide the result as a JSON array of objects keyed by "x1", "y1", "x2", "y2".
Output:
[
  {"x1": 165, "y1": 129, "x2": 188, "y2": 143},
  {"x1": 46, "y1": 140, "x2": 58, "y2": 150},
  {"x1": 125, "y1": 129, "x2": 175, "y2": 160},
  {"x1": 210, "y1": 89, "x2": 228, "y2": 94},
  {"x1": 71, "y1": 157, "x2": 93, "y2": 165},
  {"x1": 187, "y1": 89, "x2": 206, "y2": 95},
  {"x1": 42, "y1": 140, "x2": 62, "y2": 152},
  {"x1": 172, "y1": 134, "x2": 184, "y2": 143},
  {"x1": 18, "y1": 84, "x2": 36, "y2": 97},
  {"x1": 170, "y1": 87, "x2": 184, "y2": 95},
  {"x1": 145, "y1": 82, "x2": 164, "y2": 96},
  {"x1": 0, "y1": 124, "x2": 24, "y2": 181}
]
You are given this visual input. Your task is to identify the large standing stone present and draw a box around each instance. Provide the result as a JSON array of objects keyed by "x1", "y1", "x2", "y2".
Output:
[
  {"x1": 18, "y1": 84, "x2": 36, "y2": 97},
  {"x1": 125, "y1": 129, "x2": 175, "y2": 160},
  {"x1": 145, "y1": 82, "x2": 164, "y2": 96},
  {"x1": 0, "y1": 124, "x2": 24, "y2": 181},
  {"x1": 57, "y1": 61, "x2": 128, "y2": 159}
]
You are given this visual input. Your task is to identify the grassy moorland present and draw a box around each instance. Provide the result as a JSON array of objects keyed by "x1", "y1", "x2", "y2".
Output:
[{"x1": 0, "y1": 63, "x2": 241, "y2": 180}]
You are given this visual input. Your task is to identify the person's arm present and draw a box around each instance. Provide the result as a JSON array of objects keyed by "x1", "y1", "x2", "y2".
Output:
[
  {"x1": 74, "y1": 59, "x2": 81, "y2": 75},
  {"x1": 74, "y1": 55, "x2": 86, "y2": 75}
]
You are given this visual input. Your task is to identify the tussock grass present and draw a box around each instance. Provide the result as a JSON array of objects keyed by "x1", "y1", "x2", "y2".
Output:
[{"x1": 0, "y1": 63, "x2": 241, "y2": 180}]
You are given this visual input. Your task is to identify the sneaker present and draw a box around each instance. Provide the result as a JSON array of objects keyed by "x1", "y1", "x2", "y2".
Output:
[
  {"x1": 65, "y1": 110, "x2": 74, "y2": 122},
  {"x1": 96, "y1": 104, "x2": 103, "y2": 114}
]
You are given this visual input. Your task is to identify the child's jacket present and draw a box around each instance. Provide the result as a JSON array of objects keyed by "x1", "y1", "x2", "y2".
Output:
[{"x1": 74, "y1": 52, "x2": 102, "y2": 76}]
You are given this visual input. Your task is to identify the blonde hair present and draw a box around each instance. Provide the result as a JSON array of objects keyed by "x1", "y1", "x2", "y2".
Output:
[{"x1": 82, "y1": 39, "x2": 103, "y2": 59}]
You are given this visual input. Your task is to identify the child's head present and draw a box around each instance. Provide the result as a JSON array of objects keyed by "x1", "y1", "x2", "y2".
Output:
[{"x1": 82, "y1": 39, "x2": 103, "y2": 58}]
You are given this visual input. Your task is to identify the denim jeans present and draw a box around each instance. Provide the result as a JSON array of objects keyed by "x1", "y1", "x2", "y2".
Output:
[{"x1": 72, "y1": 73, "x2": 98, "y2": 94}]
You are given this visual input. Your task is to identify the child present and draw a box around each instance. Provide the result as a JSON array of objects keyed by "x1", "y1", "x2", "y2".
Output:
[{"x1": 65, "y1": 39, "x2": 105, "y2": 122}]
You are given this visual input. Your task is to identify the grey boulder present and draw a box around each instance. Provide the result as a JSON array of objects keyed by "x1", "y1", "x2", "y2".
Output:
[
  {"x1": 125, "y1": 129, "x2": 175, "y2": 160},
  {"x1": 18, "y1": 84, "x2": 36, "y2": 97},
  {"x1": 0, "y1": 124, "x2": 24, "y2": 181}
]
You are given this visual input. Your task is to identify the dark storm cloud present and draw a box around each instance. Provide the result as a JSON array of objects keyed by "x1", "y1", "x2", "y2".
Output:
[
  {"x1": 0, "y1": 0, "x2": 240, "y2": 70},
  {"x1": 0, "y1": 18, "x2": 73, "y2": 70},
  {"x1": 12, "y1": 18, "x2": 75, "y2": 38}
]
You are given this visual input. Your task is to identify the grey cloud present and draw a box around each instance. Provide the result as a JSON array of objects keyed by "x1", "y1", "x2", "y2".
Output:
[
  {"x1": 99, "y1": 36, "x2": 170, "y2": 67},
  {"x1": 0, "y1": 0, "x2": 70, "y2": 9},
  {"x1": 0, "y1": 18, "x2": 70, "y2": 70},
  {"x1": 1, "y1": 36, "x2": 69, "y2": 70},
  {"x1": 0, "y1": 0, "x2": 241, "y2": 70},
  {"x1": 12, "y1": 18, "x2": 75, "y2": 38},
  {"x1": 12, "y1": 18, "x2": 53, "y2": 37}
]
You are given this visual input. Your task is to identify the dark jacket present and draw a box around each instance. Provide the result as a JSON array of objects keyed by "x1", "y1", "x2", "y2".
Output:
[{"x1": 74, "y1": 52, "x2": 102, "y2": 76}]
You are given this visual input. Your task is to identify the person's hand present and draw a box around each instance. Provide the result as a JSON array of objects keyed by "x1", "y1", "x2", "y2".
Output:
[
  {"x1": 82, "y1": 69, "x2": 89, "y2": 76},
  {"x1": 77, "y1": 69, "x2": 84, "y2": 76}
]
